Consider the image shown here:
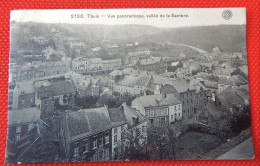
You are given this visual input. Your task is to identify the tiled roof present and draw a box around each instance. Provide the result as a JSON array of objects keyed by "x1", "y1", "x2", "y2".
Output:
[{"x1": 8, "y1": 107, "x2": 40, "y2": 125}]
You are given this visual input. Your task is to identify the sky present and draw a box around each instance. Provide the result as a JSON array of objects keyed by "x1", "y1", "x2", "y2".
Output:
[{"x1": 10, "y1": 8, "x2": 246, "y2": 28}]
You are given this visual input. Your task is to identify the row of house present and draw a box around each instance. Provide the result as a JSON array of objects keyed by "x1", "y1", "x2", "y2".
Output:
[
  {"x1": 9, "y1": 61, "x2": 69, "y2": 83},
  {"x1": 71, "y1": 57, "x2": 122, "y2": 72},
  {"x1": 6, "y1": 102, "x2": 148, "y2": 163},
  {"x1": 109, "y1": 69, "x2": 208, "y2": 118}
]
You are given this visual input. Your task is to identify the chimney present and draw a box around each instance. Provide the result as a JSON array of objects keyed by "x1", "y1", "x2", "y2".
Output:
[
  {"x1": 212, "y1": 92, "x2": 216, "y2": 101},
  {"x1": 154, "y1": 85, "x2": 161, "y2": 95}
]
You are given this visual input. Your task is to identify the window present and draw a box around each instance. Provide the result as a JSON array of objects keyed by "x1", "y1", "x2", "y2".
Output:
[
  {"x1": 105, "y1": 148, "x2": 109, "y2": 159},
  {"x1": 114, "y1": 135, "x2": 117, "y2": 143},
  {"x1": 178, "y1": 113, "x2": 181, "y2": 117},
  {"x1": 83, "y1": 143, "x2": 88, "y2": 153},
  {"x1": 114, "y1": 128, "x2": 117, "y2": 134},
  {"x1": 74, "y1": 147, "x2": 79, "y2": 156},
  {"x1": 187, "y1": 100, "x2": 189, "y2": 105},
  {"x1": 174, "y1": 106, "x2": 176, "y2": 111},
  {"x1": 150, "y1": 110, "x2": 154, "y2": 117},
  {"x1": 15, "y1": 134, "x2": 21, "y2": 141},
  {"x1": 142, "y1": 125, "x2": 145, "y2": 132},
  {"x1": 28, "y1": 124, "x2": 34, "y2": 131},
  {"x1": 93, "y1": 139, "x2": 97, "y2": 149},
  {"x1": 154, "y1": 109, "x2": 159, "y2": 116},
  {"x1": 105, "y1": 135, "x2": 109, "y2": 144},
  {"x1": 16, "y1": 126, "x2": 21, "y2": 133},
  {"x1": 21, "y1": 100, "x2": 25, "y2": 105},
  {"x1": 98, "y1": 137, "x2": 103, "y2": 146},
  {"x1": 183, "y1": 109, "x2": 185, "y2": 115},
  {"x1": 171, "y1": 115, "x2": 173, "y2": 120},
  {"x1": 182, "y1": 101, "x2": 185, "y2": 106},
  {"x1": 191, "y1": 99, "x2": 193, "y2": 104}
]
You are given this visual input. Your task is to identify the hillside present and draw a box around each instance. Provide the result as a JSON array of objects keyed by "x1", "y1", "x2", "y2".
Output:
[{"x1": 10, "y1": 22, "x2": 246, "y2": 53}]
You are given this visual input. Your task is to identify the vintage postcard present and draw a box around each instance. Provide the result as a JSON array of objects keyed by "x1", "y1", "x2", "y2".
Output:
[{"x1": 6, "y1": 8, "x2": 253, "y2": 163}]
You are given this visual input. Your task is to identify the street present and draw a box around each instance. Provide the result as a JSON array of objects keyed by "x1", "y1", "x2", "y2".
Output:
[{"x1": 217, "y1": 137, "x2": 254, "y2": 160}]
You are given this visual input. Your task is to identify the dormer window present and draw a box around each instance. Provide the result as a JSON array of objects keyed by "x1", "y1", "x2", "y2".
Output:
[{"x1": 21, "y1": 90, "x2": 25, "y2": 95}]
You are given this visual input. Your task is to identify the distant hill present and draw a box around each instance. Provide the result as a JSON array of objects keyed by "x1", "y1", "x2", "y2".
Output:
[
  {"x1": 10, "y1": 22, "x2": 246, "y2": 53},
  {"x1": 132, "y1": 25, "x2": 246, "y2": 52}
]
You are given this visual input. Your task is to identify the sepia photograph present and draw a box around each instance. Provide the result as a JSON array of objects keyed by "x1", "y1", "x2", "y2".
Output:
[{"x1": 6, "y1": 8, "x2": 254, "y2": 163}]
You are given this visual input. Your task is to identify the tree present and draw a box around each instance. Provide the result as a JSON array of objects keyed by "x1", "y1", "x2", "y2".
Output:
[
  {"x1": 116, "y1": 127, "x2": 148, "y2": 160},
  {"x1": 147, "y1": 123, "x2": 174, "y2": 160}
]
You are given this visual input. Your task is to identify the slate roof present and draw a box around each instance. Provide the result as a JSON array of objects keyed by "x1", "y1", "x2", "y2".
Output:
[
  {"x1": 84, "y1": 107, "x2": 111, "y2": 134},
  {"x1": 204, "y1": 80, "x2": 218, "y2": 89},
  {"x1": 88, "y1": 58, "x2": 103, "y2": 63},
  {"x1": 218, "y1": 75, "x2": 248, "y2": 86},
  {"x1": 109, "y1": 70, "x2": 123, "y2": 76},
  {"x1": 108, "y1": 107, "x2": 127, "y2": 127},
  {"x1": 139, "y1": 57, "x2": 160, "y2": 65},
  {"x1": 172, "y1": 79, "x2": 194, "y2": 93},
  {"x1": 213, "y1": 68, "x2": 234, "y2": 76},
  {"x1": 238, "y1": 65, "x2": 248, "y2": 76},
  {"x1": 67, "y1": 107, "x2": 111, "y2": 140},
  {"x1": 133, "y1": 94, "x2": 181, "y2": 108},
  {"x1": 151, "y1": 76, "x2": 175, "y2": 86},
  {"x1": 36, "y1": 80, "x2": 75, "y2": 98},
  {"x1": 160, "y1": 84, "x2": 176, "y2": 94},
  {"x1": 165, "y1": 94, "x2": 182, "y2": 105},
  {"x1": 216, "y1": 87, "x2": 246, "y2": 110},
  {"x1": 117, "y1": 75, "x2": 139, "y2": 87},
  {"x1": 171, "y1": 61, "x2": 179, "y2": 66},
  {"x1": 121, "y1": 103, "x2": 147, "y2": 127},
  {"x1": 236, "y1": 85, "x2": 250, "y2": 101},
  {"x1": 122, "y1": 67, "x2": 138, "y2": 75},
  {"x1": 8, "y1": 107, "x2": 40, "y2": 125},
  {"x1": 202, "y1": 101, "x2": 224, "y2": 119},
  {"x1": 136, "y1": 76, "x2": 151, "y2": 87}
]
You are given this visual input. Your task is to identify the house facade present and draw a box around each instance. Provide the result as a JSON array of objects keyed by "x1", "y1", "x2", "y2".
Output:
[
  {"x1": 35, "y1": 80, "x2": 75, "y2": 117},
  {"x1": 218, "y1": 75, "x2": 248, "y2": 93},
  {"x1": 7, "y1": 107, "x2": 41, "y2": 143},
  {"x1": 60, "y1": 107, "x2": 128, "y2": 162},
  {"x1": 131, "y1": 94, "x2": 182, "y2": 124}
]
